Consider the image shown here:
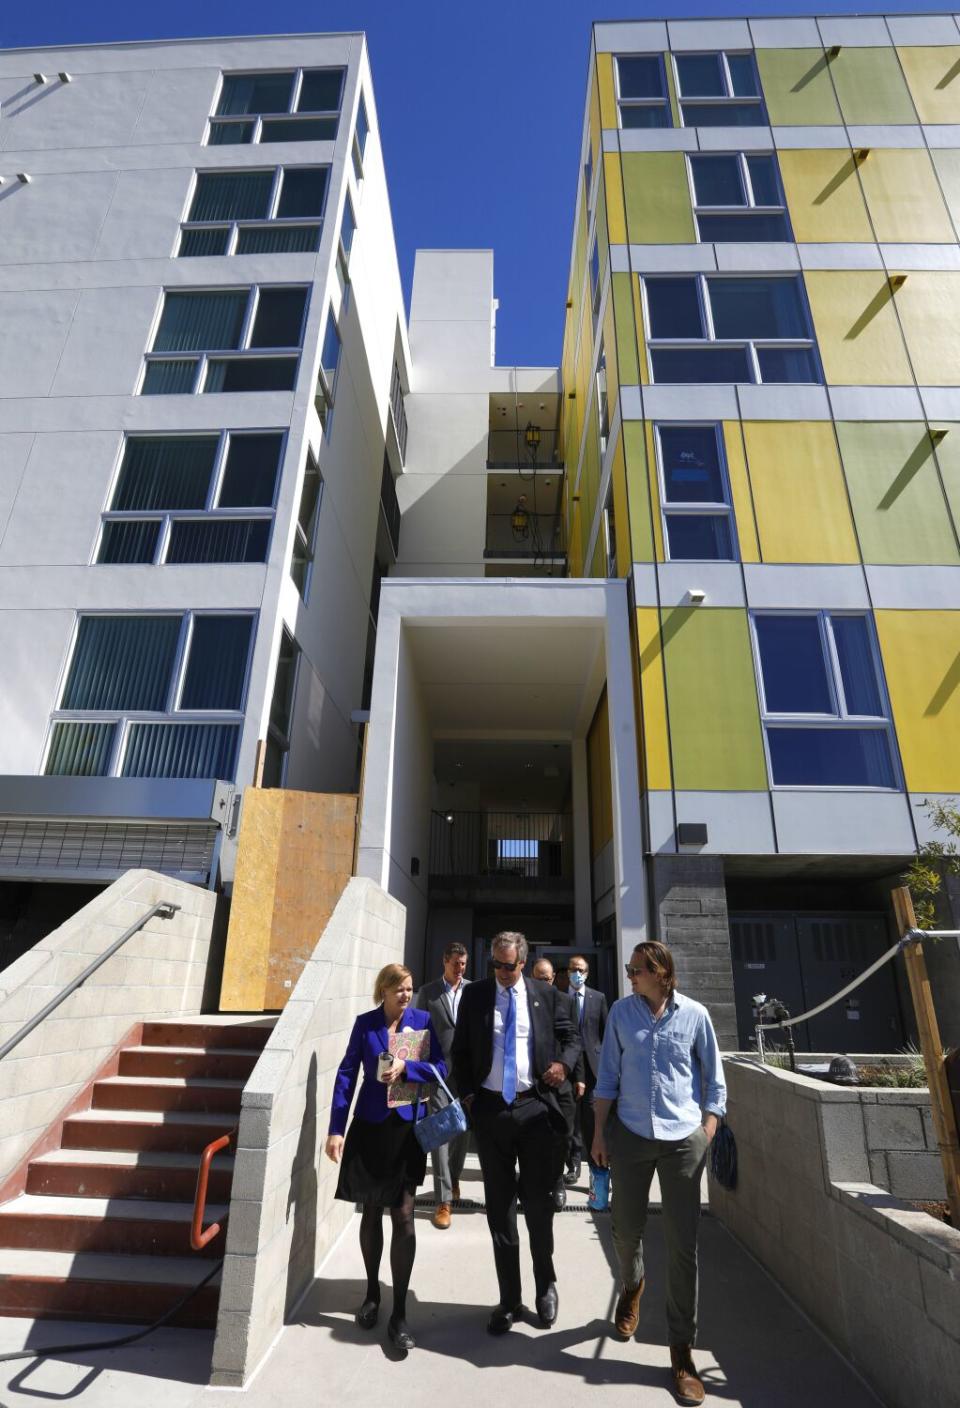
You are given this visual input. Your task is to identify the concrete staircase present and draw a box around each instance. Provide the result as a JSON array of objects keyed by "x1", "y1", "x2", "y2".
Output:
[{"x1": 0, "y1": 1018, "x2": 272, "y2": 1328}]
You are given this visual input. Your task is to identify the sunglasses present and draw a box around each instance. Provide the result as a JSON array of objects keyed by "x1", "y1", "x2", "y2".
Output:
[
  {"x1": 492, "y1": 958, "x2": 521, "y2": 972},
  {"x1": 625, "y1": 960, "x2": 658, "y2": 978}
]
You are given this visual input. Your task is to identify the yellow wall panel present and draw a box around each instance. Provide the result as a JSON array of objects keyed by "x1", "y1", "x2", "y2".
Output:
[
  {"x1": 858, "y1": 149, "x2": 954, "y2": 244},
  {"x1": 876, "y1": 611, "x2": 960, "y2": 792},
  {"x1": 635, "y1": 607, "x2": 672, "y2": 790},
  {"x1": 898, "y1": 46, "x2": 960, "y2": 125},
  {"x1": 612, "y1": 273, "x2": 639, "y2": 385},
  {"x1": 778, "y1": 150, "x2": 873, "y2": 243},
  {"x1": 722, "y1": 421, "x2": 760, "y2": 563},
  {"x1": 742, "y1": 421, "x2": 859, "y2": 564},
  {"x1": 597, "y1": 53, "x2": 617, "y2": 129},
  {"x1": 805, "y1": 271, "x2": 912, "y2": 386},
  {"x1": 623, "y1": 420, "x2": 654, "y2": 562},
  {"x1": 931, "y1": 149, "x2": 960, "y2": 232},
  {"x1": 603, "y1": 152, "x2": 627, "y2": 245},
  {"x1": 611, "y1": 432, "x2": 631, "y2": 578},
  {"x1": 894, "y1": 273, "x2": 960, "y2": 386},
  {"x1": 621, "y1": 153, "x2": 696, "y2": 244}
]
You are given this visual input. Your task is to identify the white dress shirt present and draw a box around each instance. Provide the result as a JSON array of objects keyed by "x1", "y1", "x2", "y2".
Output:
[
  {"x1": 442, "y1": 977, "x2": 464, "y2": 1022},
  {"x1": 483, "y1": 978, "x2": 533, "y2": 1094}
]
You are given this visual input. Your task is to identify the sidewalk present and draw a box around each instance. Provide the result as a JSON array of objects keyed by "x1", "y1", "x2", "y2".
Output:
[{"x1": 0, "y1": 1176, "x2": 881, "y2": 1408}]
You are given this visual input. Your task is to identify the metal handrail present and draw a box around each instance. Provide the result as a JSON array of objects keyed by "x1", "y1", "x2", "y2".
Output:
[
  {"x1": 0, "y1": 900, "x2": 181, "y2": 1063},
  {"x1": 192, "y1": 1128, "x2": 235, "y2": 1250}
]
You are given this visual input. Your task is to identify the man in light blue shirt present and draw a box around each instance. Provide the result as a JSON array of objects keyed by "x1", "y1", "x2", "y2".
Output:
[{"x1": 592, "y1": 941, "x2": 725, "y2": 1407}]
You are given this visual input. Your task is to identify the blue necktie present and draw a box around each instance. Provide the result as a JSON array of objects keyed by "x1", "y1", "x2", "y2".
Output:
[{"x1": 502, "y1": 987, "x2": 517, "y2": 1103}]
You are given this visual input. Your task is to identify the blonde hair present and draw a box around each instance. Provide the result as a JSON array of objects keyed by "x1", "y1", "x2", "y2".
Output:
[{"x1": 373, "y1": 962, "x2": 413, "y2": 1005}]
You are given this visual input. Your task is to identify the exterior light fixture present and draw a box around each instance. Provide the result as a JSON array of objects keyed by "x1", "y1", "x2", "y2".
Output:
[
  {"x1": 58, "y1": 72, "x2": 72, "y2": 83},
  {"x1": 512, "y1": 494, "x2": 530, "y2": 540},
  {"x1": 854, "y1": 148, "x2": 870, "y2": 164},
  {"x1": 687, "y1": 588, "x2": 706, "y2": 604},
  {"x1": 826, "y1": 45, "x2": 841, "y2": 60},
  {"x1": 16, "y1": 173, "x2": 31, "y2": 184},
  {"x1": 33, "y1": 72, "x2": 47, "y2": 84},
  {"x1": 930, "y1": 427, "x2": 949, "y2": 443},
  {"x1": 444, "y1": 812, "x2": 454, "y2": 824},
  {"x1": 524, "y1": 422, "x2": 541, "y2": 455},
  {"x1": 889, "y1": 272, "x2": 908, "y2": 291}
]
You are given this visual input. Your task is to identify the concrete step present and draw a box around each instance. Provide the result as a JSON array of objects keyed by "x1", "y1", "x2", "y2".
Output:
[
  {"x1": 0, "y1": 1194, "x2": 228, "y2": 1260},
  {"x1": 27, "y1": 1148, "x2": 234, "y2": 1203},
  {"x1": 141, "y1": 1019, "x2": 273, "y2": 1051},
  {"x1": 0, "y1": 1248, "x2": 221, "y2": 1326},
  {"x1": 61, "y1": 1108, "x2": 237, "y2": 1155},
  {"x1": 119, "y1": 1044, "x2": 263, "y2": 1081},
  {"x1": 91, "y1": 1075, "x2": 245, "y2": 1115}
]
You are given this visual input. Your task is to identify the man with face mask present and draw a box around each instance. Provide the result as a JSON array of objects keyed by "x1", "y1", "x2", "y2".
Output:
[{"x1": 565, "y1": 955, "x2": 609, "y2": 1208}]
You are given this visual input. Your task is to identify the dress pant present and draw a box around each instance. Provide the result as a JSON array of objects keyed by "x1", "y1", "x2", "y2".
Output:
[
  {"x1": 569, "y1": 1072, "x2": 599, "y2": 1171},
  {"x1": 472, "y1": 1088, "x2": 568, "y2": 1306},
  {"x1": 429, "y1": 1081, "x2": 469, "y2": 1202},
  {"x1": 608, "y1": 1115, "x2": 709, "y2": 1346}
]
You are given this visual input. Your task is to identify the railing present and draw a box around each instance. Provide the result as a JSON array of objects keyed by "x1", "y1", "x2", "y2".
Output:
[
  {"x1": 487, "y1": 428, "x2": 562, "y2": 469},
  {"x1": 0, "y1": 900, "x2": 180, "y2": 1063},
  {"x1": 192, "y1": 1128, "x2": 235, "y2": 1250},
  {"x1": 389, "y1": 362, "x2": 408, "y2": 462},
  {"x1": 429, "y1": 811, "x2": 572, "y2": 881},
  {"x1": 380, "y1": 455, "x2": 401, "y2": 558},
  {"x1": 485, "y1": 512, "x2": 565, "y2": 557}
]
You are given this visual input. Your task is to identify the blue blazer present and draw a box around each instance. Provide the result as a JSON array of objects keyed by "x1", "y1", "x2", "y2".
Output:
[{"x1": 329, "y1": 1005, "x2": 446, "y2": 1137}]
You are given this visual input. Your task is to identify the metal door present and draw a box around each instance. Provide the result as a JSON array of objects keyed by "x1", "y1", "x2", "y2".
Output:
[
  {"x1": 796, "y1": 913, "x2": 902, "y2": 1052},
  {"x1": 729, "y1": 914, "x2": 808, "y2": 1051}
]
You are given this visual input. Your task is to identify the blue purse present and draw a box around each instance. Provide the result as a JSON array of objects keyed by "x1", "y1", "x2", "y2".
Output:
[{"x1": 414, "y1": 1064, "x2": 469, "y2": 1154}]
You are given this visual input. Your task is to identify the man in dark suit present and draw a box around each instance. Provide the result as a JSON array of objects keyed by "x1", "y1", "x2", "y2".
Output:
[
  {"x1": 452, "y1": 930, "x2": 580, "y2": 1335},
  {"x1": 415, "y1": 941, "x2": 470, "y2": 1230},
  {"x1": 564, "y1": 955, "x2": 609, "y2": 1204}
]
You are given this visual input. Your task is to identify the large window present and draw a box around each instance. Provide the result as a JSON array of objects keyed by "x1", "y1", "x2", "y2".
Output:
[
  {"x1": 262, "y1": 629, "x2": 300, "y2": 787},
  {"x1": 46, "y1": 613, "x2": 255, "y2": 780},
  {"x1": 616, "y1": 55, "x2": 671, "y2": 128},
  {"x1": 315, "y1": 310, "x2": 342, "y2": 430},
  {"x1": 352, "y1": 94, "x2": 369, "y2": 180},
  {"x1": 675, "y1": 51, "x2": 767, "y2": 127},
  {"x1": 141, "y1": 286, "x2": 308, "y2": 395},
  {"x1": 97, "y1": 433, "x2": 283, "y2": 565},
  {"x1": 688, "y1": 153, "x2": 790, "y2": 242},
  {"x1": 209, "y1": 68, "x2": 345, "y2": 146},
  {"x1": 179, "y1": 167, "x2": 329, "y2": 256},
  {"x1": 752, "y1": 613, "x2": 897, "y2": 789},
  {"x1": 290, "y1": 452, "x2": 323, "y2": 598},
  {"x1": 643, "y1": 275, "x2": 820, "y2": 384},
  {"x1": 655, "y1": 424, "x2": 736, "y2": 560}
]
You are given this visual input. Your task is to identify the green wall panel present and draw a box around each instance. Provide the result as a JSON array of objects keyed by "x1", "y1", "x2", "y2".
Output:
[
  {"x1": 621, "y1": 153, "x2": 695, "y2": 244},
  {"x1": 836, "y1": 421, "x2": 960, "y2": 566},
  {"x1": 926, "y1": 424, "x2": 960, "y2": 531},
  {"x1": 660, "y1": 608, "x2": 768, "y2": 792},
  {"x1": 756, "y1": 48, "x2": 842, "y2": 125},
  {"x1": 612, "y1": 273, "x2": 639, "y2": 385},
  {"x1": 623, "y1": 420, "x2": 654, "y2": 562},
  {"x1": 829, "y1": 47, "x2": 918, "y2": 126}
]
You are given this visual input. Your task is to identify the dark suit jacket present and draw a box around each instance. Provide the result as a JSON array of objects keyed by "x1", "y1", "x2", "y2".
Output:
[
  {"x1": 328, "y1": 1006, "x2": 445, "y2": 1137},
  {"x1": 452, "y1": 976, "x2": 580, "y2": 1131},
  {"x1": 414, "y1": 976, "x2": 471, "y2": 1063},
  {"x1": 571, "y1": 986, "x2": 609, "y2": 1085}
]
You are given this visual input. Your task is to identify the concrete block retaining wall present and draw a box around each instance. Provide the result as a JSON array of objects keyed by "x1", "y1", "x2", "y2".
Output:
[
  {"x1": 0, "y1": 869, "x2": 216, "y2": 1190},
  {"x1": 710, "y1": 1058, "x2": 960, "y2": 1408},
  {"x1": 210, "y1": 876, "x2": 405, "y2": 1388}
]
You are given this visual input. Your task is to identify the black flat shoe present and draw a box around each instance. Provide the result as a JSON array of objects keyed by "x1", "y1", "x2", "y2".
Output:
[
  {"x1": 536, "y1": 1283, "x2": 559, "y2": 1326},
  {"x1": 387, "y1": 1315, "x2": 416, "y2": 1351},
  {"x1": 487, "y1": 1303, "x2": 523, "y2": 1335},
  {"x1": 355, "y1": 1298, "x2": 379, "y2": 1329}
]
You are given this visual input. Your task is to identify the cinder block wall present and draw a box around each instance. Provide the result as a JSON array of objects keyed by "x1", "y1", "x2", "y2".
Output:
[
  {"x1": 0, "y1": 869, "x2": 216, "y2": 1189},
  {"x1": 210, "y1": 876, "x2": 405, "y2": 1388},
  {"x1": 710, "y1": 1058, "x2": 960, "y2": 1408},
  {"x1": 651, "y1": 855, "x2": 737, "y2": 1046}
]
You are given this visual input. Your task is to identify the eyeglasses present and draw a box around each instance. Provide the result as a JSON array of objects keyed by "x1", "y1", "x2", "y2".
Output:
[
  {"x1": 492, "y1": 958, "x2": 520, "y2": 972},
  {"x1": 625, "y1": 961, "x2": 658, "y2": 978}
]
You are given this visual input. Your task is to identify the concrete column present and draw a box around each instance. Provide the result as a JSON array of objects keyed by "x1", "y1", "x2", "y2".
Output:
[
  {"x1": 571, "y1": 738, "x2": 593, "y2": 945},
  {"x1": 603, "y1": 584, "x2": 646, "y2": 985},
  {"x1": 650, "y1": 854, "x2": 737, "y2": 1048}
]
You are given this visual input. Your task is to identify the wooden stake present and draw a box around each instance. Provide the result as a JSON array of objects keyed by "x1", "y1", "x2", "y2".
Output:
[{"x1": 892, "y1": 886, "x2": 960, "y2": 1228}]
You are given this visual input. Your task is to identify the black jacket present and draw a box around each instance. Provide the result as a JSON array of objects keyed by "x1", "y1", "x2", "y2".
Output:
[{"x1": 570, "y1": 985, "x2": 609, "y2": 1084}]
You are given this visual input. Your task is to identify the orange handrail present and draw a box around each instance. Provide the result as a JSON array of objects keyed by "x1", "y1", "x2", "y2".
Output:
[{"x1": 191, "y1": 1128, "x2": 235, "y2": 1251}]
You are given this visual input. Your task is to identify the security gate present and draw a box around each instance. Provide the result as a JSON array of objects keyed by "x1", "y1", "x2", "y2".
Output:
[{"x1": 730, "y1": 911, "x2": 904, "y2": 1052}]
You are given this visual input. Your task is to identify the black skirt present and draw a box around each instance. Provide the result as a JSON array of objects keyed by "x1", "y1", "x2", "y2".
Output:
[{"x1": 335, "y1": 1111, "x2": 427, "y2": 1207}]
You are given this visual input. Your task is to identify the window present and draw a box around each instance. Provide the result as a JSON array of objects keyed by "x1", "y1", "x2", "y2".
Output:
[
  {"x1": 689, "y1": 153, "x2": 790, "y2": 242},
  {"x1": 262, "y1": 630, "x2": 300, "y2": 787},
  {"x1": 338, "y1": 193, "x2": 356, "y2": 269},
  {"x1": 352, "y1": 94, "x2": 369, "y2": 180},
  {"x1": 179, "y1": 167, "x2": 329, "y2": 257},
  {"x1": 46, "y1": 613, "x2": 255, "y2": 780},
  {"x1": 290, "y1": 452, "x2": 323, "y2": 597},
  {"x1": 596, "y1": 343, "x2": 609, "y2": 455},
  {"x1": 616, "y1": 55, "x2": 671, "y2": 128},
  {"x1": 589, "y1": 235, "x2": 602, "y2": 321},
  {"x1": 583, "y1": 144, "x2": 594, "y2": 217},
  {"x1": 643, "y1": 275, "x2": 820, "y2": 384},
  {"x1": 208, "y1": 68, "x2": 344, "y2": 146},
  {"x1": 603, "y1": 489, "x2": 617, "y2": 577},
  {"x1": 315, "y1": 311, "x2": 342, "y2": 430},
  {"x1": 142, "y1": 286, "x2": 308, "y2": 395},
  {"x1": 675, "y1": 51, "x2": 767, "y2": 127},
  {"x1": 752, "y1": 613, "x2": 897, "y2": 789},
  {"x1": 97, "y1": 433, "x2": 283, "y2": 565},
  {"x1": 656, "y1": 425, "x2": 736, "y2": 560},
  {"x1": 389, "y1": 360, "x2": 407, "y2": 462}
]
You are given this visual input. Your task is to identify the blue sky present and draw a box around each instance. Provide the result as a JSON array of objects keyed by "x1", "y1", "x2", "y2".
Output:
[{"x1": 2, "y1": 2, "x2": 945, "y2": 367}]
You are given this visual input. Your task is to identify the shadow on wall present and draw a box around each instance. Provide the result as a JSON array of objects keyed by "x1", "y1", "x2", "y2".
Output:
[
  {"x1": 927, "y1": 650, "x2": 960, "y2": 716},
  {"x1": 286, "y1": 1053, "x2": 319, "y2": 1317},
  {"x1": 844, "y1": 282, "x2": 895, "y2": 341}
]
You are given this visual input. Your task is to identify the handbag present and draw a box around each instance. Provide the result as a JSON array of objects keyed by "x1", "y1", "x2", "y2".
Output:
[
  {"x1": 709, "y1": 1117, "x2": 738, "y2": 1190},
  {"x1": 413, "y1": 1065, "x2": 469, "y2": 1154}
]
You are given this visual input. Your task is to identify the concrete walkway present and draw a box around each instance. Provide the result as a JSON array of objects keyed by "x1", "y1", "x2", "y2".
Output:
[{"x1": 0, "y1": 1178, "x2": 882, "y2": 1407}]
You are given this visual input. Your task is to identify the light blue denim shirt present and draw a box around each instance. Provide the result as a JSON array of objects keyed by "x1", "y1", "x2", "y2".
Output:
[{"x1": 595, "y1": 991, "x2": 726, "y2": 1140}]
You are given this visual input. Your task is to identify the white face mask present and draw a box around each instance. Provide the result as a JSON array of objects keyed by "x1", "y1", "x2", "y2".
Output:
[{"x1": 568, "y1": 971, "x2": 586, "y2": 989}]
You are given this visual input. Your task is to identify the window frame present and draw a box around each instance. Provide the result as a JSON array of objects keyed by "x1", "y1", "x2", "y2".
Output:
[
  {"x1": 207, "y1": 66, "x2": 345, "y2": 147},
  {"x1": 352, "y1": 93, "x2": 369, "y2": 181},
  {"x1": 595, "y1": 342, "x2": 609, "y2": 456},
  {"x1": 686, "y1": 151, "x2": 791, "y2": 243},
  {"x1": 640, "y1": 273, "x2": 820, "y2": 386},
  {"x1": 290, "y1": 451, "x2": 324, "y2": 601},
  {"x1": 315, "y1": 309, "x2": 343, "y2": 432},
  {"x1": 654, "y1": 422, "x2": 738, "y2": 562},
  {"x1": 177, "y1": 165, "x2": 330, "y2": 258},
  {"x1": 45, "y1": 610, "x2": 257, "y2": 779},
  {"x1": 673, "y1": 50, "x2": 768, "y2": 128},
  {"x1": 749, "y1": 609, "x2": 900, "y2": 792},
  {"x1": 263, "y1": 628, "x2": 301, "y2": 787},
  {"x1": 602, "y1": 487, "x2": 617, "y2": 577},
  {"x1": 615, "y1": 53, "x2": 672, "y2": 129},
  {"x1": 140, "y1": 285, "x2": 308, "y2": 396}
]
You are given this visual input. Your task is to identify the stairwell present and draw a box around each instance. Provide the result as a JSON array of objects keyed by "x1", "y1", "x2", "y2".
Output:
[{"x1": 0, "y1": 1017, "x2": 273, "y2": 1328}]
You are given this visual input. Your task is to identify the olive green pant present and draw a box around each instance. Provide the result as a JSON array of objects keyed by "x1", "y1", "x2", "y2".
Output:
[{"x1": 608, "y1": 1115, "x2": 709, "y2": 1346}]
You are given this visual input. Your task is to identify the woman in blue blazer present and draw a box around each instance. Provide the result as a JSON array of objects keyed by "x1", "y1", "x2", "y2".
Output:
[{"x1": 325, "y1": 962, "x2": 445, "y2": 1352}]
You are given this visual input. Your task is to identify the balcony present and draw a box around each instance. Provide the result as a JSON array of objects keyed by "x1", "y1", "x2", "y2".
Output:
[
  {"x1": 484, "y1": 511, "x2": 565, "y2": 560},
  {"x1": 429, "y1": 811, "x2": 573, "y2": 891},
  {"x1": 487, "y1": 426, "x2": 562, "y2": 469}
]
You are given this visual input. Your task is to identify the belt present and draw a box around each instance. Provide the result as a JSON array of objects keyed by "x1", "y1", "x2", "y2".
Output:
[{"x1": 478, "y1": 1086, "x2": 540, "y2": 1106}]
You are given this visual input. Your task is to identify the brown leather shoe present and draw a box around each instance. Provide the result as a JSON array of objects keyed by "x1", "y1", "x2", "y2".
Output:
[
  {"x1": 432, "y1": 1202, "x2": 452, "y2": 1230},
  {"x1": 670, "y1": 1345, "x2": 705, "y2": 1405},
  {"x1": 613, "y1": 1278, "x2": 644, "y2": 1336}
]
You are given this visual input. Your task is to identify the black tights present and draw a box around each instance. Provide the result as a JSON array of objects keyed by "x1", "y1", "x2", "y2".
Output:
[{"x1": 359, "y1": 1190, "x2": 417, "y2": 1319}]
